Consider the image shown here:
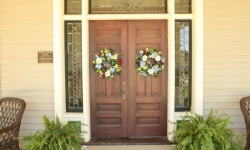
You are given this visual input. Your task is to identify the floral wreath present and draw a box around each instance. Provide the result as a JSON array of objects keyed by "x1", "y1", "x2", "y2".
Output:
[
  {"x1": 92, "y1": 47, "x2": 122, "y2": 80},
  {"x1": 135, "y1": 47, "x2": 165, "y2": 77}
]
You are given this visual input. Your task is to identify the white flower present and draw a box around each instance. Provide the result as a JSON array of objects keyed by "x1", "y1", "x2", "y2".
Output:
[
  {"x1": 113, "y1": 54, "x2": 118, "y2": 60},
  {"x1": 147, "y1": 69, "x2": 154, "y2": 75},
  {"x1": 96, "y1": 58, "x2": 102, "y2": 64},
  {"x1": 105, "y1": 70, "x2": 110, "y2": 77},
  {"x1": 155, "y1": 55, "x2": 161, "y2": 61},
  {"x1": 142, "y1": 55, "x2": 147, "y2": 61}
]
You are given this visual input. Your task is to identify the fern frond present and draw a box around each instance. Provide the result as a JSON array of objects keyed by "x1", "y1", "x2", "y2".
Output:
[
  {"x1": 22, "y1": 115, "x2": 87, "y2": 150},
  {"x1": 169, "y1": 109, "x2": 244, "y2": 150}
]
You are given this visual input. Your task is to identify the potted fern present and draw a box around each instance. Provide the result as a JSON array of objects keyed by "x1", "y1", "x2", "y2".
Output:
[
  {"x1": 169, "y1": 109, "x2": 244, "y2": 150},
  {"x1": 22, "y1": 115, "x2": 87, "y2": 150}
]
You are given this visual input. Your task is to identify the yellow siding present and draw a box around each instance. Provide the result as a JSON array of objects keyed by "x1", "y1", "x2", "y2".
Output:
[
  {"x1": 0, "y1": 0, "x2": 54, "y2": 147},
  {"x1": 204, "y1": 0, "x2": 250, "y2": 136}
]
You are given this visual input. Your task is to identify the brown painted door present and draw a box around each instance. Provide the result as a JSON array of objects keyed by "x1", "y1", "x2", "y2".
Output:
[{"x1": 89, "y1": 20, "x2": 167, "y2": 138}]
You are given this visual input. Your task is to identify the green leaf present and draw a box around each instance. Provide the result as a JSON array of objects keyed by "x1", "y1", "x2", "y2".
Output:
[
  {"x1": 22, "y1": 114, "x2": 87, "y2": 150},
  {"x1": 169, "y1": 109, "x2": 244, "y2": 150}
]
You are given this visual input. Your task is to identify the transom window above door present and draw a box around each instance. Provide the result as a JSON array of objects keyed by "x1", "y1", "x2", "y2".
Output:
[
  {"x1": 90, "y1": 0, "x2": 167, "y2": 14},
  {"x1": 64, "y1": 0, "x2": 192, "y2": 14}
]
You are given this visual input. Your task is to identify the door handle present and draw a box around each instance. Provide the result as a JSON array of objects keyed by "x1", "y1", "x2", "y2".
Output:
[{"x1": 121, "y1": 88, "x2": 126, "y2": 100}]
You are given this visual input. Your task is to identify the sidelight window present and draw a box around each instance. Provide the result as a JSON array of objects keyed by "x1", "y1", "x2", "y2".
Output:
[
  {"x1": 175, "y1": 20, "x2": 191, "y2": 111},
  {"x1": 65, "y1": 21, "x2": 83, "y2": 112}
]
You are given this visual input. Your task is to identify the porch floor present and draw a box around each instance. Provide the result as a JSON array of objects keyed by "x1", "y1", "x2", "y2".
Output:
[{"x1": 84, "y1": 145, "x2": 174, "y2": 150}]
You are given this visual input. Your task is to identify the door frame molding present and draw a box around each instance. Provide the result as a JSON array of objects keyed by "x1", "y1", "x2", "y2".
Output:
[{"x1": 53, "y1": 0, "x2": 203, "y2": 142}]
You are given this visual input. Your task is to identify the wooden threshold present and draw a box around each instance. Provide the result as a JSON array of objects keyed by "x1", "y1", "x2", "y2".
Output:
[{"x1": 82, "y1": 137, "x2": 173, "y2": 145}]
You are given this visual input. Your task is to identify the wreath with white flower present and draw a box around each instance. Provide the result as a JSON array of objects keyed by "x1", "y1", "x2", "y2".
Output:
[
  {"x1": 135, "y1": 47, "x2": 165, "y2": 77},
  {"x1": 92, "y1": 47, "x2": 122, "y2": 80}
]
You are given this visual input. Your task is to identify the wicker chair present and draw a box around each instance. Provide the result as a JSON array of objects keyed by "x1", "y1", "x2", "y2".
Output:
[
  {"x1": 240, "y1": 96, "x2": 250, "y2": 150},
  {"x1": 0, "y1": 97, "x2": 26, "y2": 150}
]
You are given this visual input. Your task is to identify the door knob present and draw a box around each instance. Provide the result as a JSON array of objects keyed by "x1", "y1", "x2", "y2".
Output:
[{"x1": 121, "y1": 88, "x2": 126, "y2": 100}]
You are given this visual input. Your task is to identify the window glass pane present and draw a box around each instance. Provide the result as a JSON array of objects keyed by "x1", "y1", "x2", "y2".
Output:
[
  {"x1": 175, "y1": 0, "x2": 191, "y2": 13},
  {"x1": 175, "y1": 21, "x2": 191, "y2": 111},
  {"x1": 65, "y1": 0, "x2": 82, "y2": 14},
  {"x1": 90, "y1": 0, "x2": 166, "y2": 14},
  {"x1": 65, "y1": 21, "x2": 83, "y2": 112}
]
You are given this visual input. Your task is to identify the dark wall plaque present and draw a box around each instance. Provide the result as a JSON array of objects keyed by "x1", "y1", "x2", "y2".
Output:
[{"x1": 38, "y1": 51, "x2": 53, "y2": 63}]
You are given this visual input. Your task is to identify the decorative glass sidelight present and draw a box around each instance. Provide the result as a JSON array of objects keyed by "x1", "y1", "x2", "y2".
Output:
[
  {"x1": 175, "y1": 21, "x2": 191, "y2": 111},
  {"x1": 65, "y1": 0, "x2": 82, "y2": 14},
  {"x1": 90, "y1": 0, "x2": 166, "y2": 14},
  {"x1": 65, "y1": 21, "x2": 83, "y2": 112},
  {"x1": 175, "y1": 0, "x2": 191, "y2": 13}
]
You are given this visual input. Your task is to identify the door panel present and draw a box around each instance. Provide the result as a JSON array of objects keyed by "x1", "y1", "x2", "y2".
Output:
[
  {"x1": 128, "y1": 20, "x2": 167, "y2": 137},
  {"x1": 89, "y1": 20, "x2": 128, "y2": 138},
  {"x1": 90, "y1": 20, "x2": 167, "y2": 138}
]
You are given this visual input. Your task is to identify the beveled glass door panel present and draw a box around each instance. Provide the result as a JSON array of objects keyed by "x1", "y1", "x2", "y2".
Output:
[{"x1": 90, "y1": 0, "x2": 166, "y2": 14}]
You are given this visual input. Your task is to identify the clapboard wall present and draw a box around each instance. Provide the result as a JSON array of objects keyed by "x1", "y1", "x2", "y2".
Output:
[
  {"x1": 0, "y1": 0, "x2": 54, "y2": 147},
  {"x1": 204, "y1": 0, "x2": 250, "y2": 136}
]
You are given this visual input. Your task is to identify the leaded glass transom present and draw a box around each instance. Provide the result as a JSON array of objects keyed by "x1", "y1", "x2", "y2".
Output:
[
  {"x1": 65, "y1": 21, "x2": 83, "y2": 112},
  {"x1": 65, "y1": 0, "x2": 82, "y2": 14},
  {"x1": 90, "y1": 0, "x2": 166, "y2": 14},
  {"x1": 175, "y1": 21, "x2": 191, "y2": 111},
  {"x1": 175, "y1": 0, "x2": 191, "y2": 13}
]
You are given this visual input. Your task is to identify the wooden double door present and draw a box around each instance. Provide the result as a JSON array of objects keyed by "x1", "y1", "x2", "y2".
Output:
[{"x1": 89, "y1": 20, "x2": 168, "y2": 138}]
